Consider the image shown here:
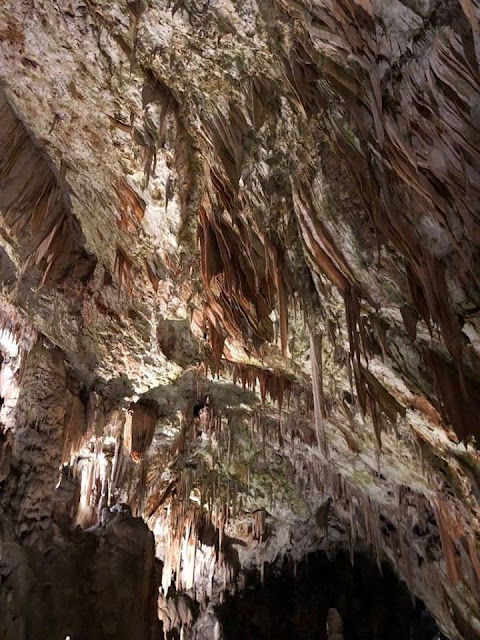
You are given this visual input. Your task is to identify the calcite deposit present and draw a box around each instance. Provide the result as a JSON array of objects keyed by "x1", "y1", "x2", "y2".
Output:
[{"x1": 1, "y1": 0, "x2": 480, "y2": 638}]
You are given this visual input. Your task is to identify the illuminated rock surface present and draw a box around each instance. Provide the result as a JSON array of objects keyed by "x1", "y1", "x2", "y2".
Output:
[{"x1": 0, "y1": 1, "x2": 480, "y2": 638}]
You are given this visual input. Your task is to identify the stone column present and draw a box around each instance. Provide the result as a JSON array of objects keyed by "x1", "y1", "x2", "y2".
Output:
[{"x1": 5, "y1": 339, "x2": 66, "y2": 543}]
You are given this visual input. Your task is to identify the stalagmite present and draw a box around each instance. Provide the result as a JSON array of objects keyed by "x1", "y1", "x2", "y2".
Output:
[{"x1": 327, "y1": 608, "x2": 344, "y2": 640}]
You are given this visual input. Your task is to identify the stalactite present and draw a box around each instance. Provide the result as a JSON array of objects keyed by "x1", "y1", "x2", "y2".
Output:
[
  {"x1": 208, "y1": 318, "x2": 225, "y2": 374},
  {"x1": 146, "y1": 259, "x2": 160, "y2": 293},
  {"x1": 293, "y1": 176, "x2": 351, "y2": 292},
  {"x1": 270, "y1": 243, "x2": 289, "y2": 359},
  {"x1": 114, "y1": 246, "x2": 134, "y2": 298},
  {"x1": 62, "y1": 391, "x2": 87, "y2": 463},
  {"x1": 344, "y1": 285, "x2": 363, "y2": 373},
  {"x1": 231, "y1": 362, "x2": 303, "y2": 410},
  {"x1": 366, "y1": 393, "x2": 382, "y2": 459},
  {"x1": 310, "y1": 331, "x2": 328, "y2": 455},
  {"x1": 360, "y1": 365, "x2": 406, "y2": 456},
  {"x1": 252, "y1": 509, "x2": 266, "y2": 541},
  {"x1": 125, "y1": 400, "x2": 158, "y2": 462},
  {"x1": 0, "y1": 91, "x2": 92, "y2": 285},
  {"x1": 343, "y1": 283, "x2": 407, "y2": 454},
  {"x1": 467, "y1": 536, "x2": 480, "y2": 583},
  {"x1": 406, "y1": 266, "x2": 431, "y2": 330},
  {"x1": 400, "y1": 304, "x2": 419, "y2": 342},
  {"x1": 429, "y1": 349, "x2": 480, "y2": 443},
  {"x1": 2, "y1": 5, "x2": 480, "y2": 637},
  {"x1": 261, "y1": 420, "x2": 266, "y2": 460},
  {"x1": 86, "y1": 391, "x2": 105, "y2": 436},
  {"x1": 197, "y1": 194, "x2": 277, "y2": 357},
  {"x1": 422, "y1": 256, "x2": 465, "y2": 376},
  {"x1": 109, "y1": 430, "x2": 127, "y2": 504},
  {"x1": 434, "y1": 500, "x2": 461, "y2": 585},
  {"x1": 76, "y1": 446, "x2": 102, "y2": 528},
  {"x1": 348, "y1": 501, "x2": 356, "y2": 566},
  {"x1": 401, "y1": 524, "x2": 416, "y2": 605},
  {"x1": 315, "y1": 499, "x2": 330, "y2": 537},
  {"x1": 115, "y1": 179, "x2": 146, "y2": 233},
  {"x1": 363, "y1": 496, "x2": 382, "y2": 574}
]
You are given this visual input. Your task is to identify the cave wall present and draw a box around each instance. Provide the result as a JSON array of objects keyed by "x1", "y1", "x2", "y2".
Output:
[
  {"x1": 0, "y1": 337, "x2": 159, "y2": 640},
  {"x1": 0, "y1": 0, "x2": 480, "y2": 638}
]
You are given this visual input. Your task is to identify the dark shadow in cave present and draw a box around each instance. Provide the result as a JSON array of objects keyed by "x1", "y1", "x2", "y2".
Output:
[{"x1": 216, "y1": 551, "x2": 445, "y2": 640}]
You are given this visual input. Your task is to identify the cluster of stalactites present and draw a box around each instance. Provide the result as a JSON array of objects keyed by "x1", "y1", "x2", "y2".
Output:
[
  {"x1": 230, "y1": 362, "x2": 307, "y2": 411},
  {"x1": 61, "y1": 395, "x2": 160, "y2": 527},
  {"x1": 198, "y1": 114, "x2": 290, "y2": 367},
  {"x1": 151, "y1": 402, "x2": 294, "y2": 598},
  {"x1": 297, "y1": 451, "x2": 480, "y2": 622},
  {"x1": 155, "y1": 467, "x2": 242, "y2": 597},
  {"x1": 0, "y1": 91, "x2": 91, "y2": 287}
]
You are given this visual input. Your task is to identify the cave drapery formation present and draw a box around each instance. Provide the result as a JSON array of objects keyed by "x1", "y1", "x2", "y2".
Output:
[{"x1": 0, "y1": 0, "x2": 480, "y2": 638}]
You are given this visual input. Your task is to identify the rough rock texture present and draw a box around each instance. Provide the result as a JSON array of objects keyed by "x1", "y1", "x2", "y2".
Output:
[
  {"x1": 0, "y1": 508, "x2": 159, "y2": 640},
  {"x1": 0, "y1": 0, "x2": 480, "y2": 638}
]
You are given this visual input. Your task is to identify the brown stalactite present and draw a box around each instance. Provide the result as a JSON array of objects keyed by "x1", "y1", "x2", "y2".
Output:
[
  {"x1": 114, "y1": 246, "x2": 134, "y2": 297},
  {"x1": 435, "y1": 500, "x2": 461, "y2": 586},
  {"x1": 271, "y1": 243, "x2": 289, "y2": 359},
  {"x1": 127, "y1": 399, "x2": 158, "y2": 462},
  {"x1": 0, "y1": 91, "x2": 95, "y2": 287},
  {"x1": 62, "y1": 391, "x2": 87, "y2": 464},
  {"x1": 429, "y1": 349, "x2": 480, "y2": 442},
  {"x1": 310, "y1": 330, "x2": 328, "y2": 455}
]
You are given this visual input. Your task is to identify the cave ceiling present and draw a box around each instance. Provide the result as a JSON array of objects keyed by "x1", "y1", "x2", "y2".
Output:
[{"x1": 1, "y1": 1, "x2": 480, "y2": 638}]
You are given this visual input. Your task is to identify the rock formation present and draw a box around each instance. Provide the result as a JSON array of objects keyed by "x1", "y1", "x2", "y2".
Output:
[{"x1": 0, "y1": 0, "x2": 480, "y2": 638}]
